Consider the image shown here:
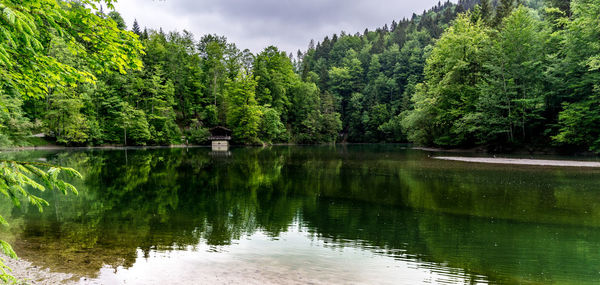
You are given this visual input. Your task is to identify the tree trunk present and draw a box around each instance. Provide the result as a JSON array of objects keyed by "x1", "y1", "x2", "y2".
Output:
[
  {"x1": 501, "y1": 65, "x2": 513, "y2": 142},
  {"x1": 213, "y1": 73, "x2": 218, "y2": 106}
]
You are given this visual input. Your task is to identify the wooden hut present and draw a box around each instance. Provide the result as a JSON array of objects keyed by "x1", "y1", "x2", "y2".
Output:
[{"x1": 209, "y1": 126, "x2": 232, "y2": 151}]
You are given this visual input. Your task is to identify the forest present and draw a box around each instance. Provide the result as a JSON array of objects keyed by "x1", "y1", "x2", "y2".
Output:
[{"x1": 1, "y1": 0, "x2": 599, "y2": 152}]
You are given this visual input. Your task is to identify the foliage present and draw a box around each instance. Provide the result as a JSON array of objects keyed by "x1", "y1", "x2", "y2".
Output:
[
  {"x1": 2, "y1": 0, "x2": 600, "y2": 151},
  {"x1": 0, "y1": 0, "x2": 137, "y2": 281},
  {"x1": 254, "y1": 46, "x2": 295, "y2": 116},
  {"x1": 0, "y1": 91, "x2": 34, "y2": 147},
  {"x1": 0, "y1": 0, "x2": 490, "y2": 147},
  {"x1": 294, "y1": 0, "x2": 600, "y2": 152},
  {"x1": 394, "y1": 0, "x2": 600, "y2": 151},
  {"x1": 0, "y1": 160, "x2": 81, "y2": 282},
  {"x1": 553, "y1": 0, "x2": 600, "y2": 151},
  {"x1": 299, "y1": 0, "x2": 474, "y2": 143},
  {"x1": 0, "y1": 0, "x2": 142, "y2": 99},
  {"x1": 259, "y1": 107, "x2": 287, "y2": 144},
  {"x1": 402, "y1": 14, "x2": 492, "y2": 146},
  {"x1": 225, "y1": 73, "x2": 262, "y2": 144},
  {"x1": 553, "y1": 91, "x2": 600, "y2": 151}
]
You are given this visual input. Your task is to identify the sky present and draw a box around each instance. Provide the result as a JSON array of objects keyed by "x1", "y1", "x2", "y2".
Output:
[{"x1": 113, "y1": 0, "x2": 452, "y2": 54}]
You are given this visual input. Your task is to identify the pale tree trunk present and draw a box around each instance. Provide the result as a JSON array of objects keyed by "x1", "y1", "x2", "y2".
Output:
[
  {"x1": 501, "y1": 65, "x2": 513, "y2": 142},
  {"x1": 213, "y1": 73, "x2": 218, "y2": 106}
]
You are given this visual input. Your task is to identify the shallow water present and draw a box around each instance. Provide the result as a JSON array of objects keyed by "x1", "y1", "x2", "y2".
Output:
[{"x1": 1, "y1": 145, "x2": 600, "y2": 284}]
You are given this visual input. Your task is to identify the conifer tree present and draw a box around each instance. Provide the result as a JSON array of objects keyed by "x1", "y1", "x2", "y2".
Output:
[
  {"x1": 480, "y1": 0, "x2": 492, "y2": 24},
  {"x1": 132, "y1": 19, "x2": 141, "y2": 36},
  {"x1": 495, "y1": 0, "x2": 515, "y2": 26}
]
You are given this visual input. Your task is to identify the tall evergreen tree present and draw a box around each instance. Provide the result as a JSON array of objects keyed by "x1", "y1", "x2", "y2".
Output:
[
  {"x1": 480, "y1": 0, "x2": 492, "y2": 24},
  {"x1": 132, "y1": 19, "x2": 141, "y2": 35},
  {"x1": 495, "y1": 0, "x2": 515, "y2": 26}
]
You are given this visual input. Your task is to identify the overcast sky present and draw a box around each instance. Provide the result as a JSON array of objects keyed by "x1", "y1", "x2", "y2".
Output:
[{"x1": 113, "y1": 0, "x2": 453, "y2": 54}]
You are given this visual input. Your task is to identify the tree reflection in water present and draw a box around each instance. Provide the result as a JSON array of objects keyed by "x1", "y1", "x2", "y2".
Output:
[{"x1": 0, "y1": 145, "x2": 599, "y2": 284}]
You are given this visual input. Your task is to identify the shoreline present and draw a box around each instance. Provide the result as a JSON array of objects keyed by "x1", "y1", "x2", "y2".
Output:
[
  {"x1": 0, "y1": 143, "x2": 404, "y2": 152},
  {"x1": 1, "y1": 144, "x2": 597, "y2": 158},
  {"x1": 412, "y1": 146, "x2": 485, "y2": 153},
  {"x1": 414, "y1": 146, "x2": 599, "y2": 156},
  {"x1": 433, "y1": 156, "x2": 600, "y2": 168},
  {"x1": 1, "y1": 254, "x2": 75, "y2": 284},
  {"x1": 0, "y1": 144, "x2": 208, "y2": 152}
]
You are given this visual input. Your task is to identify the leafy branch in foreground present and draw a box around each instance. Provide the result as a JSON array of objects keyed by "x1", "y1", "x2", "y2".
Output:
[
  {"x1": 0, "y1": 160, "x2": 81, "y2": 283},
  {"x1": 1, "y1": 0, "x2": 138, "y2": 281}
]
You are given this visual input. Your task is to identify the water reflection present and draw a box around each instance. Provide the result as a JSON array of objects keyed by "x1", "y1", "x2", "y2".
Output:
[{"x1": 0, "y1": 146, "x2": 599, "y2": 284}]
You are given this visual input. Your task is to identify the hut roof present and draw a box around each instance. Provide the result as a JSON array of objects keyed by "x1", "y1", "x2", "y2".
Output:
[
  {"x1": 209, "y1": 126, "x2": 232, "y2": 140},
  {"x1": 210, "y1": 126, "x2": 232, "y2": 134}
]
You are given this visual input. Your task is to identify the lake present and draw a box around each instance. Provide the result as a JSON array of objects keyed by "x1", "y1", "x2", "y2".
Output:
[{"x1": 1, "y1": 145, "x2": 600, "y2": 284}]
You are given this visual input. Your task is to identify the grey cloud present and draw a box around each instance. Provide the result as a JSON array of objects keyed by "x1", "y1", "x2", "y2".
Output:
[{"x1": 115, "y1": 0, "x2": 453, "y2": 54}]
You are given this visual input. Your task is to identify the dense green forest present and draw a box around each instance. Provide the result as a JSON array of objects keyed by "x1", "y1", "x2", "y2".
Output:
[
  {"x1": 301, "y1": 0, "x2": 599, "y2": 152},
  {"x1": 1, "y1": 0, "x2": 599, "y2": 152}
]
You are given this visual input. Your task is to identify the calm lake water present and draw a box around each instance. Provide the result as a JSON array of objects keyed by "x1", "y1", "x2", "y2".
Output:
[{"x1": 1, "y1": 145, "x2": 600, "y2": 284}]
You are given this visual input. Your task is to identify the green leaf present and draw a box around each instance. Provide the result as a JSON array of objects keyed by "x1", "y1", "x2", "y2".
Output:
[{"x1": 0, "y1": 240, "x2": 16, "y2": 259}]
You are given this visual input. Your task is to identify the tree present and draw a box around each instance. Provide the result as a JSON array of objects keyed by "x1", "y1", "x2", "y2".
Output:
[
  {"x1": 545, "y1": 0, "x2": 571, "y2": 16},
  {"x1": 108, "y1": 11, "x2": 126, "y2": 30},
  {"x1": 43, "y1": 90, "x2": 90, "y2": 144},
  {"x1": 254, "y1": 46, "x2": 296, "y2": 118},
  {"x1": 40, "y1": 37, "x2": 92, "y2": 145},
  {"x1": 1, "y1": 0, "x2": 597, "y2": 150},
  {"x1": 144, "y1": 66, "x2": 179, "y2": 145},
  {"x1": 225, "y1": 73, "x2": 261, "y2": 144},
  {"x1": 347, "y1": 92, "x2": 366, "y2": 141},
  {"x1": 0, "y1": 160, "x2": 81, "y2": 282},
  {"x1": 472, "y1": 6, "x2": 547, "y2": 145},
  {"x1": 0, "y1": 90, "x2": 34, "y2": 146},
  {"x1": 379, "y1": 115, "x2": 406, "y2": 142},
  {"x1": 494, "y1": 0, "x2": 516, "y2": 26},
  {"x1": 480, "y1": 0, "x2": 492, "y2": 24},
  {"x1": 132, "y1": 19, "x2": 141, "y2": 35},
  {"x1": 198, "y1": 34, "x2": 228, "y2": 124},
  {"x1": 402, "y1": 14, "x2": 492, "y2": 146},
  {"x1": 119, "y1": 102, "x2": 151, "y2": 146},
  {"x1": 259, "y1": 107, "x2": 287, "y2": 143},
  {"x1": 554, "y1": 91, "x2": 600, "y2": 151},
  {"x1": 296, "y1": 1, "x2": 474, "y2": 144},
  {"x1": 0, "y1": 1, "x2": 142, "y2": 280},
  {"x1": 553, "y1": 0, "x2": 600, "y2": 151},
  {"x1": 0, "y1": 0, "x2": 143, "y2": 99}
]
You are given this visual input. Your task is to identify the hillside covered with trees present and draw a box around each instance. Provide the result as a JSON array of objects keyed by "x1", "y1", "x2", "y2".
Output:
[
  {"x1": 2, "y1": 0, "x2": 599, "y2": 152},
  {"x1": 301, "y1": 0, "x2": 599, "y2": 152}
]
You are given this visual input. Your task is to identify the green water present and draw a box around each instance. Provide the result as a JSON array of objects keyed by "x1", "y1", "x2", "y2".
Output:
[{"x1": 1, "y1": 145, "x2": 600, "y2": 284}]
